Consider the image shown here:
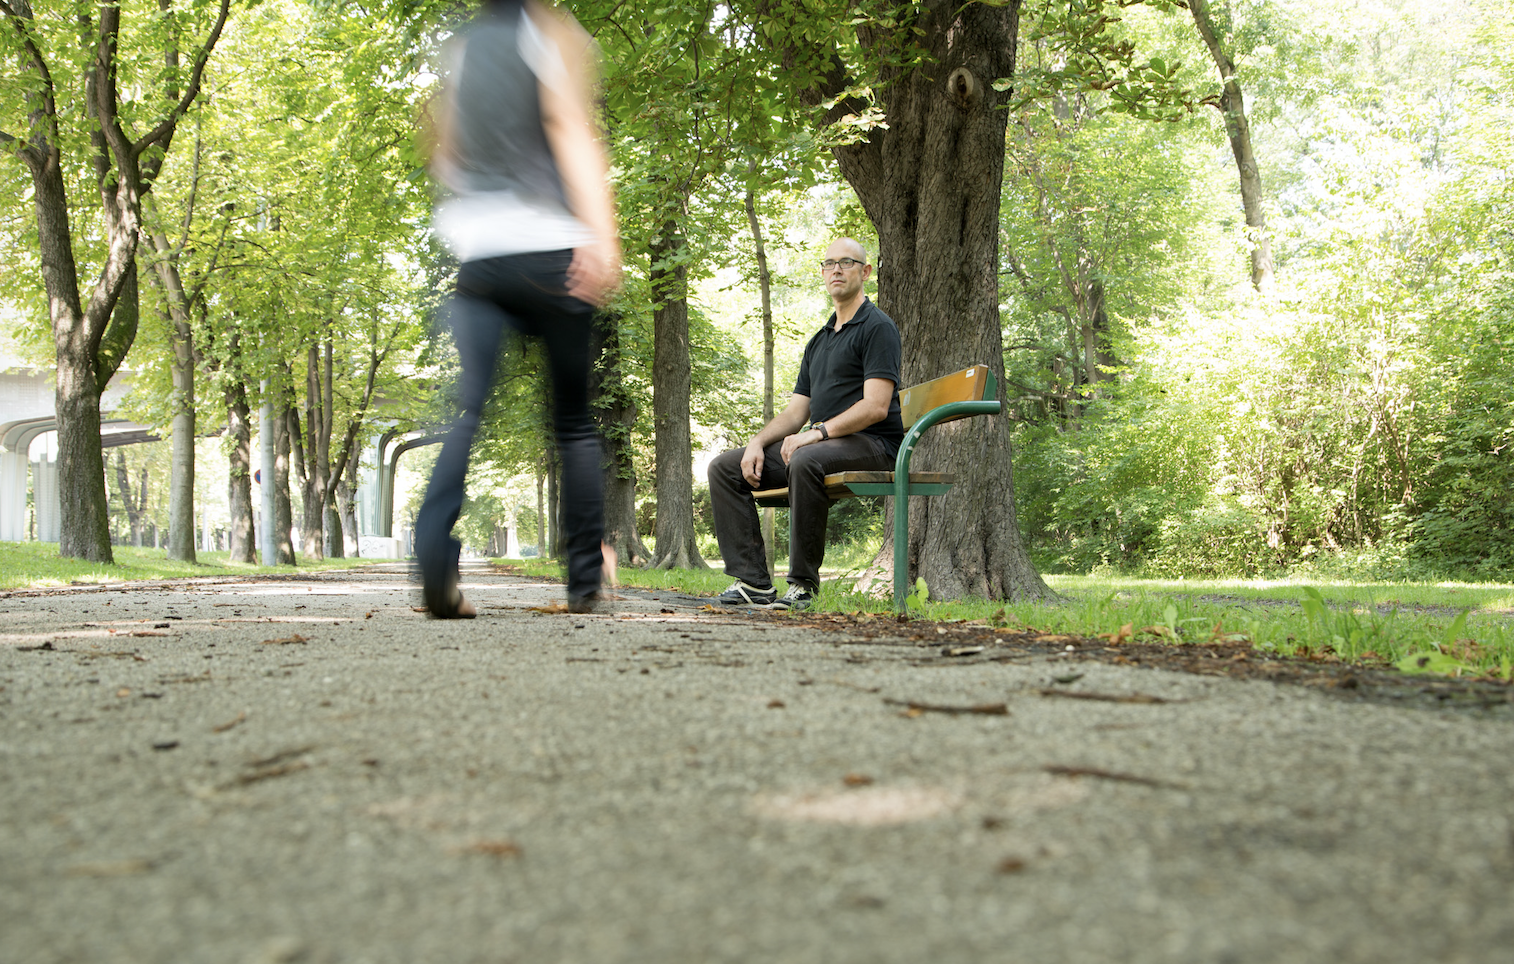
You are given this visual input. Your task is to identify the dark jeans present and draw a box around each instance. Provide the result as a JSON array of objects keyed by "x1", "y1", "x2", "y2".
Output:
[
  {"x1": 415, "y1": 250, "x2": 603, "y2": 601},
  {"x1": 708, "y1": 433, "x2": 892, "y2": 591}
]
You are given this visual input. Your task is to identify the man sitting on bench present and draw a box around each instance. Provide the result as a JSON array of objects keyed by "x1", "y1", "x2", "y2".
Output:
[{"x1": 708, "y1": 237, "x2": 904, "y2": 611}]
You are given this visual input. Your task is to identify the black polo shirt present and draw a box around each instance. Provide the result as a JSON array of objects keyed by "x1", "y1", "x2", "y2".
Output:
[{"x1": 793, "y1": 297, "x2": 904, "y2": 455}]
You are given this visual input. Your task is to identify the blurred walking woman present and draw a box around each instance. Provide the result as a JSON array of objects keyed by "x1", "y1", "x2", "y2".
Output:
[{"x1": 417, "y1": 0, "x2": 621, "y2": 617}]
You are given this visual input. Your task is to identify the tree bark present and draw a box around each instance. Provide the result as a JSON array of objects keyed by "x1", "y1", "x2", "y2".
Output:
[
  {"x1": 1188, "y1": 0, "x2": 1274, "y2": 294},
  {"x1": 535, "y1": 465, "x2": 546, "y2": 555},
  {"x1": 589, "y1": 312, "x2": 651, "y2": 566},
  {"x1": 648, "y1": 221, "x2": 707, "y2": 570},
  {"x1": 225, "y1": 377, "x2": 255, "y2": 563},
  {"x1": 773, "y1": 0, "x2": 1051, "y2": 601},
  {"x1": 146, "y1": 222, "x2": 198, "y2": 563},
  {"x1": 273, "y1": 398, "x2": 297, "y2": 566}
]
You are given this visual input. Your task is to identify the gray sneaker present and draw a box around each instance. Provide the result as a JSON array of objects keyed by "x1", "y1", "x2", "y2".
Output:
[
  {"x1": 771, "y1": 583, "x2": 815, "y2": 611},
  {"x1": 717, "y1": 580, "x2": 777, "y2": 607}
]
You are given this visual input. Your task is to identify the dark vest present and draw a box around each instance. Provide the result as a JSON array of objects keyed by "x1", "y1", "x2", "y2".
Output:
[{"x1": 451, "y1": 7, "x2": 568, "y2": 207}]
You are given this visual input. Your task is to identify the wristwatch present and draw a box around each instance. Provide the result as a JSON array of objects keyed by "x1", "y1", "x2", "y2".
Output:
[{"x1": 815, "y1": 422, "x2": 829, "y2": 440}]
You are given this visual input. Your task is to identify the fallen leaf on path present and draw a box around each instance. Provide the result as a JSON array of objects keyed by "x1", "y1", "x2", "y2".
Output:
[
  {"x1": 1035, "y1": 688, "x2": 1176, "y2": 704},
  {"x1": 528, "y1": 604, "x2": 569, "y2": 614},
  {"x1": 455, "y1": 839, "x2": 522, "y2": 858},
  {"x1": 767, "y1": 699, "x2": 786, "y2": 709},
  {"x1": 1097, "y1": 623, "x2": 1134, "y2": 644},
  {"x1": 1042, "y1": 764, "x2": 1185, "y2": 789},
  {"x1": 842, "y1": 773, "x2": 874, "y2": 786},
  {"x1": 1050, "y1": 672, "x2": 1085, "y2": 685},
  {"x1": 996, "y1": 856, "x2": 1027, "y2": 874},
  {"x1": 261, "y1": 634, "x2": 308, "y2": 646},
  {"x1": 152, "y1": 740, "x2": 179, "y2": 751},
  {"x1": 883, "y1": 698, "x2": 1009, "y2": 716},
  {"x1": 212, "y1": 711, "x2": 247, "y2": 733}
]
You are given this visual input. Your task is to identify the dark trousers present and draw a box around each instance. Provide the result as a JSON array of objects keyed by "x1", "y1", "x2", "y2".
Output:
[
  {"x1": 416, "y1": 250, "x2": 603, "y2": 601},
  {"x1": 708, "y1": 434, "x2": 892, "y2": 591}
]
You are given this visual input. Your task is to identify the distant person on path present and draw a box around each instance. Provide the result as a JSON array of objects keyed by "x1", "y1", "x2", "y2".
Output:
[
  {"x1": 707, "y1": 238, "x2": 903, "y2": 611},
  {"x1": 416, "y1": 0, "x2": 620, "y2": 617}
]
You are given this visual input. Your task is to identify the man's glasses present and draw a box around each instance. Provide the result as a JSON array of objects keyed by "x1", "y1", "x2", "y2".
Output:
[{"x1": 820, "y1": 258, "x2": 863, "y2": 271}]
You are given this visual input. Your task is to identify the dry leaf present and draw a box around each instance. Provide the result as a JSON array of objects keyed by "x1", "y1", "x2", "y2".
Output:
[
  {"x1": 261, "y1": 634, "x2": 308, "y2": 646},
  {"x1": 211, "y1": 711, "x2": 247, "y2": 733},
  {"x1": 767, "y1": 699, "x2": 786, "y2": 709},
  {"x1": 996, "y1": 856, "x2": 1027, "y2": 874},
  {"x1": 458, "y1": 839, "x2": 521, "y2": 858},
  {"x1": 842, "y1": 773, "x2": 874, "y2": 787},
  {"x1": 1097, "y1": 623, "x2": 1134, "y2": 645}
]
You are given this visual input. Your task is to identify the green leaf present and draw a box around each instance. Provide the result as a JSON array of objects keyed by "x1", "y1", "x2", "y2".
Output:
[{"x1": 1395, "y1": 651, "x2": 1477, "y2": 677}]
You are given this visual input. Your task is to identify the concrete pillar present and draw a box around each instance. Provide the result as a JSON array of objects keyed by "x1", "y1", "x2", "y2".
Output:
[
  {"x1": 0, "y1": 448, "x2": 27, "y2": 542},
  {"x1": 33, "y1": 452, "x2": 59, "y2": 543}
]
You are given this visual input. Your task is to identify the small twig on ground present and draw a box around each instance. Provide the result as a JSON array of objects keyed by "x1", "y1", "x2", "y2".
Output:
[
  {"x1": 1035, "y1": 688, "x2": 1181, "y2": 704},
  {"x1": 883, "y1": 698, "x2": 1009, "y2": 716},
  {"x1": 1042, "y1": 764, "x2": 1186, "y2": 789}
]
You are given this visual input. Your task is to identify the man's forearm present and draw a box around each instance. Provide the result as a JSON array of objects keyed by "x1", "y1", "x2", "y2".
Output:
[
  {"x1": 813, "y1": 396, "x2": 888, "y2": 439},
  {"x1": 749, "y1": 407, "x2": 808, "y2": 450}
]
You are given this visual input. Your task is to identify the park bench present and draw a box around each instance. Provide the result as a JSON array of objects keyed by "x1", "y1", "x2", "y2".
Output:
[{"x1": 751, "y1": 364, "x2": 1002, "y2": 611}]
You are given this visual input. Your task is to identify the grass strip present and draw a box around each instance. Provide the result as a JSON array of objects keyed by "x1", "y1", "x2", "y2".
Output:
[
  {"x1": 0, "y1": 541, "x2": 380, "y2": 591},
  {"x1": 503, "y1": 556, "x2": 1514, "y2": 680}
]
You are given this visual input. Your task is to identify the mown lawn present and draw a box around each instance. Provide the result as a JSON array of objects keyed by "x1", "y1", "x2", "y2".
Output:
[{"x1": 0, "y1": 541, "x2": 380, "y2": 590}]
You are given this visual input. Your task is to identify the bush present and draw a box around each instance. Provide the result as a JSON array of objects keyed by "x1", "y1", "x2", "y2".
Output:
[{"x1": 1146, "y1": 498, "x2": 1281, "y2": 578}]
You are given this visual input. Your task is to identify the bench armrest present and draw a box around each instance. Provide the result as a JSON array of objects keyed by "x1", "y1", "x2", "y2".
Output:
[{"x1": 892, "y1": 399, "x2": 1001, "y2": 610}]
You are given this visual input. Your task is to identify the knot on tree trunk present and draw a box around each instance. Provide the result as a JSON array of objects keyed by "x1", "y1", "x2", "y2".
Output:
[{"x1": 947, "y1": 67, "x2": 978, "y2": 108}]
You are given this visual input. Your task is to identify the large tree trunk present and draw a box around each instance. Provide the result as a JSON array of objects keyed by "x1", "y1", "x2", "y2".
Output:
[
  {"x1": 293, "y1": 346, "x2": 329, "y2": 560},
  {"x1": 338, "y1": 458, "x2": 360, "y2": 557},
  {"x1": 744, "y1": 177, "x2": 778, "y2": 578},
  {"x1": 648, "y1": 221, "x2": 707, "y2": 570},
  {"x1": 114, "y1": 450, "x2": 147, "y2": 547},
  {"x1": 781, "y1": 0, "x2": 1051, "y2": 601},
  {"x1": 225, "y1": 378, "x2": 255, "y2": 563},
  {"x1": 273, "y1": 399, "x2": 297, "y2": 565},
  {"x1": 1188, "y1": 0, "x2": 1273, "y2": 294},
  {"x1": 589, "y1": 312, "x2": 651, "y2": 566},
  {"x1": 149, "y1": 241, "x2": 197, "y2": 563}
]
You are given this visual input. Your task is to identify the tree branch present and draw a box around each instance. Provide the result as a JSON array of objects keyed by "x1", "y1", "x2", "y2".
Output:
[{"x1": 133, "y1": 0, "x2": 231, "y2": 159}]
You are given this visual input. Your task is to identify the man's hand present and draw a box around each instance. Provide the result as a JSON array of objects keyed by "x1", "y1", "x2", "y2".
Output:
[
  {"x1": 740, "y1": 441, "x2": 766, "y2": 487},
  {"x1": 780, "y1": 428, "x2": 823, "y2": 465}
]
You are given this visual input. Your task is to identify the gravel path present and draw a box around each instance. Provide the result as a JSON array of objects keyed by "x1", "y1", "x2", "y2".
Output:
[{"x1": 2, "y1": 564, "x2": 1511, "y2": 964}]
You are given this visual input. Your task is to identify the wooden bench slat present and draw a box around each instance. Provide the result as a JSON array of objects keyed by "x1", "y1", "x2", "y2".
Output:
[
  {"x1": 899, "y1": 364, "x2": 991, "y2": 429},
  {"x1": 751, "y1": 471, "x2": 956, "y2": 507}
]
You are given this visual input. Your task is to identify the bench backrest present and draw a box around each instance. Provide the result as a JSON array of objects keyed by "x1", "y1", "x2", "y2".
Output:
[{"x1": 899, "y1": 365, "x2": 995, "y2": 429}]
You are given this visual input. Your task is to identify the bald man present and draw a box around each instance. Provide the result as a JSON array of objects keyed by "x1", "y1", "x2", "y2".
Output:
[{"x1": 707, "y1": 238, "x2": 904, "y2": 611}]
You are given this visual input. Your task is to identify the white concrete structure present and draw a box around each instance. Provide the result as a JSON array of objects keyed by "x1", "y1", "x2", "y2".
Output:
[{"x1": 0, "y1": 367, "x2": 155, "y2": 543}]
